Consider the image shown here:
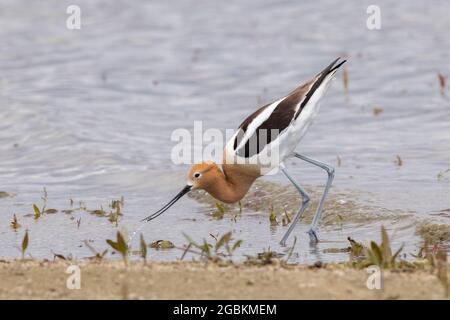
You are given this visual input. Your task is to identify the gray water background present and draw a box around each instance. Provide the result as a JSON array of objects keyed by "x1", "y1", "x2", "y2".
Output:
[{"x1": 0, "y1": 0, "x2": 449, "y2": 263}]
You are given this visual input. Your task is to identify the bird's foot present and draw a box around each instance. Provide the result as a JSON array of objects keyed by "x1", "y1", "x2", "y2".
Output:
[{"x1": 307, "y1": 228, "x2": 319, "y2": 244}]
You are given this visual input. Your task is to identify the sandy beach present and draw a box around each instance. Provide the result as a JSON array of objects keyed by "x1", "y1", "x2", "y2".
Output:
[{"x1": 0, "y1": 260, "x2": 447, "y2": 300}]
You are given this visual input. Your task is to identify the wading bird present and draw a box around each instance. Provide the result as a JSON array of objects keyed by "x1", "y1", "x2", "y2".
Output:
[{"x1": 143, "y1": 58, "x2": 346, "y2": 245}]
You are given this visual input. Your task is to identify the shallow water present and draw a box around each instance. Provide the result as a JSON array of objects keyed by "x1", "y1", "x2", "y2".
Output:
[{"x1": 0, "y1": 0, "x2": 449, "y2": 264}]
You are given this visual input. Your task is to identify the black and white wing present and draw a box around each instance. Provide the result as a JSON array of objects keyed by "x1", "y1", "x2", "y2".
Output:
[{"x1": 228, "y1": 58, "x2": 346, "y2": 160}]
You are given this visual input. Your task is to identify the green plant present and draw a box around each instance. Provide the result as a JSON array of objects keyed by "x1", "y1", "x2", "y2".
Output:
[
  {"x1": 365, "y1": 227, "x2": 403, "y2": 268},
  {"x1": 183, "y1": 231, "x2": 242, "y2": 262},
  {"x1": 21, "y1": 230, "x2": 29, "y2": 259},
  {"x1": 32, "y1": 204, "x2": 41, "y2": 220},
  {"x1": 348, "y1": 226, "x2": 405, "y2": 269},
  {"x1": 140, "y1": 234, "x2": 147, "y2": 264},
  {"x1": 437, "y1": 168, "x2": 450, "y2": 180},
  {"x1": 348, "y1": 237, "x2": 364, "y2": 257},
  {"x1": 150, "y1": 240, "x2": 175, "y2": 249},
  {"x1": 106, "y1": 231, "x2": 128, "y2": 266},
  {"x1": 31, "y1": 188, "x2": 58, "y2": 219},
  {"x1": 83, "y1": 240, "x2": 108, "y2": 262},
  {"x1": 244, "y1": 248, "x2": 284, "y2": 266},
  {"x1": 269, "y1": 205, "x2": 278, "y2": 226},
  {"x1": 211, "y1": 202, "x2": 225, "y2": 220}
]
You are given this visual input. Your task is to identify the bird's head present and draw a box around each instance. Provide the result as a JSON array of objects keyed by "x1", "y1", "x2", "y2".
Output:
[
  {"x1": 187, "y1": 161, "x2": 220, "y2": 191},
  {"x1": 142, "y1": 161, "x2": 219, "y2": 222}
]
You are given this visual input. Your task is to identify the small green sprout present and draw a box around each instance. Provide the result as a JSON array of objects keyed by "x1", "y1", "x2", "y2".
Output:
[
  {"x1": 269, "y1": 206, "x2": 278, "y2": 226},
  {"x1": 32, "y1": 204, "x2": 41, "y2": 220},
  {"x1": 150, "y1": 240, "x2": 175, "y2": 249},
  {"x1": 106, "y1": 231, "x2": 128, "y2": 266},
  {"x1": 21, "y1": 230, "x2": 29, "y2": 259},
  {"x1": 211, "y1": 202, "x2": 225, "y2": 219},
  {"x1": 183, "y1": 231, "x2": 242, "y2": 262}
]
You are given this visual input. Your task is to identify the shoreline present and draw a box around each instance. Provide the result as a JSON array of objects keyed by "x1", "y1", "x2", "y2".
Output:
[{"x1": 0, "y1": 260, "x2": 448, "y2": 300}]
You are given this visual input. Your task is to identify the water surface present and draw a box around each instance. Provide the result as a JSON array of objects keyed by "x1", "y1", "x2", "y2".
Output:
[{"x1": 0, "y1": 0, "x2": 449, "y2": 263}]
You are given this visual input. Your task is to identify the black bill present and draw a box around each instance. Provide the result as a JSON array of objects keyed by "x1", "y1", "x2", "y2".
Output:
[{"x1": 142, "y1": 185, "x2": 192, "y2": 222}]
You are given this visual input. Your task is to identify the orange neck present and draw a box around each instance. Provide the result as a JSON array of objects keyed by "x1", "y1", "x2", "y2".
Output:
[{"x1": 204, "y1": 164, "x2": 259, "y2": 204}]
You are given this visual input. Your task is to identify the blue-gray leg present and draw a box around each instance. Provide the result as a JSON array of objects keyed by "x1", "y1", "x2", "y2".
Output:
[
  {"x1": 294, "y1": 152, "x2": 335, "y2": 243},
  {"x1": 279, "y1": 163, "x2": 310, "y2": 246}
]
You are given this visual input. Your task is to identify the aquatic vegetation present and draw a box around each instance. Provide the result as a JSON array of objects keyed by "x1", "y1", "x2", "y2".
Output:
[
  {"x1": 10, "y1": 214, "x2": 21, "y2": 231},
  {"x1": 269, "y1": 206, "x2": 278, "y2": 226},
  {"x1": 32, "y1": 204, "x2": 42, "y2": 220},
  {"x1": 348, "y1": 227, "x2": 404, "y2": 269},
  {"x1": 215, "y1": 232, "x2": 242, "y2": 256},
  {"x1": 323, "y1": 247, "x2": 351, "y2": 254},
  {"x1": 90, "y1": 209, "x2": 107, "y2": 217},
  {"x1": 437, "y1": 169, "x2": 450, "y2": 181},
  {"x1": 140, "y1": 234, "x2": 148, "y2": 264},
  {"x1": 87, "y1": 198, "x2": 124, "y2": 225},
  {"x1": 182, "y1": 231, "x2": 242, "y2": 262},
  {"x1": 106, "y1": 231, "x2": 128, "y2": 266},
  {"x1": 416, "y1": 222, "x2": 450, "y2": 244},
  {"x1": 347, "y1": 237, "x2": 364, "y2": 257},
  {"x1": 30, "y1": 189, "x2": 57, "y2": 219},
  {"x1": 108, "y1": 211, "x2": 119, "y2": 225},
  {"x1": 245, "y1": 238, "x2": 299, "y2": 266},
  {"x1": 190, "y1": 180, "x2": 410, "y2": 226},
  {"x1": 0, "y1": 191, "x2": 14, "y2": 198},
  {"x1": 21, "y1": 230, "x2": 29, "y2": 260},
  {"x1": 366, "y1": 227, "x2": 404, "y2": 268},
  {"x1": 108, "y1": 198, "x2": 124, "y2": 225},
  {"x1": 244, "y1": 249, "x2": 284, "y2": 266},
  {"x1": 150, "y1": 240, "x2": 175, "y2": 249},
  {"x1": 211, "y1": 202, "x2": 225, "y2": 220},
  {"x1": 348, "y1": 225, "x2": 449, "y2": 297},
  {"x1": 269, "y1": 206, "x2": 292, "y2": 227},
  {"x1": 83, "y1": 240, "x2": 108, "y2": 262}
]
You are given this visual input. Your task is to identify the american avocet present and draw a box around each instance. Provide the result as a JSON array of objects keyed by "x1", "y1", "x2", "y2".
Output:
[{"x1": 143, "y1": 58, "x2": 346, "y2": 245}]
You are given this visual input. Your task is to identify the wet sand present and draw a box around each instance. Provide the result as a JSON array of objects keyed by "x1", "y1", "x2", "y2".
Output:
[{"x1": 0, "y1": 260, "x2": 447, "y2": 300}]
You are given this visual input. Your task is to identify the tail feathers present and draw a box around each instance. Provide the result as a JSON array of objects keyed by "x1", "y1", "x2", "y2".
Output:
[{"x1": 294, "y1": 57, "x2": 346, "y2": 119}]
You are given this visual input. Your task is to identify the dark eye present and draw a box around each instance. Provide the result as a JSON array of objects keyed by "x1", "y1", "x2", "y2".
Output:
[{"x1": 194, "y1": 172, "x2": 201, "y2": 179}]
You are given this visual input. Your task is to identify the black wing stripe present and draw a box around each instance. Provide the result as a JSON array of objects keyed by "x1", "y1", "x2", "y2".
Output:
[
  {"x1": 234, "y1": 95, "x2": 301, "y2": 158},
  {"x1": 234, "y1": 58, "x2": 347, "y2": 158},
  {"x1": 294, "y1": 57, "x2": 346, "y2": 119},
  {"x1": 233, "y1": 103, "x2": 270, "y2": 150}
]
